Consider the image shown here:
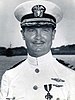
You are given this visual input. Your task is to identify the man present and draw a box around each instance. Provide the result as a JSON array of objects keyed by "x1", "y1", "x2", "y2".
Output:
[{"x1": 0, "y1": 0, "x2": 75, "y2": 100}]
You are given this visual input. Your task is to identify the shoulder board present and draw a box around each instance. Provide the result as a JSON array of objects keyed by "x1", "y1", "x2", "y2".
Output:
[
  {"x1": 56, "y1": 58, "x2": 75, "y2": 71},
  {"x1": 9, "y1": 59, "x2": 26, "y2": 70}
]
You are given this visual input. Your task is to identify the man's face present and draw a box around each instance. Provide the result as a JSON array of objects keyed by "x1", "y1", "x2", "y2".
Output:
[{"x1": 22, "y1": 26, "x2": 56, "y2": 57}]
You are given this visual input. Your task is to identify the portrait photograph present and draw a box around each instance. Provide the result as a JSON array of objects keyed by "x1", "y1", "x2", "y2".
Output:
[{"x1": 0, "y1": 0, "x2": 75, "y2": 100}]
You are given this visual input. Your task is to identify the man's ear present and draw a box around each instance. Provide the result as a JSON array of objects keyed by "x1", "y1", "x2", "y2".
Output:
[
  {"x1": 52, "y1": 29, "x2": 56, "y2": 40},
  {"x1": 20, "y1": 30, "x2": 25, "y2": 40}
]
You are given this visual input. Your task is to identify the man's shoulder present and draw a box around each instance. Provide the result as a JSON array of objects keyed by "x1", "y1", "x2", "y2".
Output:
[
  {"x1": 56, "y1": 58, "x2": 75, "y2": 71},
  {"x1": 4, "y1": 59, "x2": 27, "y2": 77},
  {"x1": 55, "y1": 58, "x2": 75, "y2": 82},
  {"x1": 9, "y1": 59, "x2": 26, "y2": 70}
]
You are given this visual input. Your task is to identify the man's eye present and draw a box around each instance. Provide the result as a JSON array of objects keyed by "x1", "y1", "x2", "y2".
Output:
[
  {"x1": 28, "y1": 29, "x2": 35, "y2": 32},
  {"x1": 43, "y1": 29, "x2": 50, "y2": 32}
]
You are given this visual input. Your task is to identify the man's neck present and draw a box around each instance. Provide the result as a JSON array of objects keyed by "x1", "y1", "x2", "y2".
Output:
[{"x1": 28, "y1": 49, "x2": 51, "y2": 57}]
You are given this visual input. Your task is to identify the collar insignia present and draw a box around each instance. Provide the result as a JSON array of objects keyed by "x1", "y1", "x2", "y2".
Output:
[
  {"x1": 51, "y1": 78, "x2": 65, "y2": 82},
  {"x1": 32, "y1": 5, "x2": 46, "y2": 17}
]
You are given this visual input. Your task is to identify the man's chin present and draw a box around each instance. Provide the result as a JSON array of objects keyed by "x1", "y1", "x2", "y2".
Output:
[
  {"x1": 33, "y1": 47, "x2": 43, "y2": 52},
  {"x1": 28, "y1": 48, "x2": 50, "y2": 57}
]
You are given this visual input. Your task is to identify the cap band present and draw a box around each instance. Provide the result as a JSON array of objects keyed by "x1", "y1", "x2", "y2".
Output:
[
  {"x1": 21, "y1": 17, "x2": 56, "y2": 28},
  {"x1": 21, "y1": 21, "x2": 56, "y2": 28}
]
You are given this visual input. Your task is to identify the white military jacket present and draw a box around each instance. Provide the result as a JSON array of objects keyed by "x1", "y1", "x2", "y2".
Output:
[{"x1": 0, "y1": 51, "x2": 75, "y2": 100}]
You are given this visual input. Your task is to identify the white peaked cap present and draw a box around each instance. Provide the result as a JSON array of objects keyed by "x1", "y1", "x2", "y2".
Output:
[{"x1": 14, "y1": 0, "x2": 63, "y2": 23}]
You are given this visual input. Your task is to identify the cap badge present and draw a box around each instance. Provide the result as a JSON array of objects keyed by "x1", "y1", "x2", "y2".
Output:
[{"x1": 32, "y1": 5, "x2": 46, "y2": 17}]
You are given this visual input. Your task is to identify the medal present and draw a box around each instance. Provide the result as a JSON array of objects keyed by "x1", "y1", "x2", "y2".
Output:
[{"x1": 44, "y1": 84, "x2": 53, "y2": 100}]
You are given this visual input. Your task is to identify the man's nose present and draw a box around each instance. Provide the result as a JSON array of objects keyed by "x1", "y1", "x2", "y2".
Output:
[{"x1": 35, "y1": 29, "x2": 41, "y2": 39}]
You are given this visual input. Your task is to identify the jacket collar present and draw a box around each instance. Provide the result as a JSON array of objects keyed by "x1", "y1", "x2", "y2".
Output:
[{"x1": 27, "y1": 50, "x2": 56, "y2": 66}]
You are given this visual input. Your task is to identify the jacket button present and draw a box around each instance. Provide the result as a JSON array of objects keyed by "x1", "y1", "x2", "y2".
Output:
[
  {"x1": 35, "y1": 68, "x2": 39, "y2": 73},
  {"x1": 56, "y1": 98, "x2": 60, "y2": 100},
  {"x1": 33, "y1": 85, "x2": 38, "y2": 90}
]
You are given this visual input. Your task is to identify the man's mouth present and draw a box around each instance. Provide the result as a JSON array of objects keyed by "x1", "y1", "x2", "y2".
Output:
[{"x1": 32, "y1": 41, "x2": 45, "y2": 45}]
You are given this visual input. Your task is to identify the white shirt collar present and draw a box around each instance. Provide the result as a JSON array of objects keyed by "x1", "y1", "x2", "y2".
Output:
[{"x1": 27, "y1": 50, "x2": 56, "y2": 66}]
